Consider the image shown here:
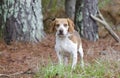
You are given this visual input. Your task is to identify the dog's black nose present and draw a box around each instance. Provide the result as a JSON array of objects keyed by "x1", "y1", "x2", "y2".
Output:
[{"x1": 59, "y1": 29, "x2": 63, "y2": 35}]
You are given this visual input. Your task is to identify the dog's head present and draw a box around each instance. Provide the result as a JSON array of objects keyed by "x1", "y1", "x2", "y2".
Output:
[{"x1": 50, "y1": 18, "x2": 75, "y2": 37}]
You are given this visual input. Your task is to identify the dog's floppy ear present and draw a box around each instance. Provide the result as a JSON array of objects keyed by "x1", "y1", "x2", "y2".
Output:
[
  {"x1": 67, "y1": 18, "x2": 74, "y2": 33},
  {"x1": 50, "y1": 18, "x2": 56, "y2": 33}
]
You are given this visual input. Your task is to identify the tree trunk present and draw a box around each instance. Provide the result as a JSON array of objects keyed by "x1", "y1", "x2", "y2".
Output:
[
  {"x1": 0, "y1": 0, "x2": 44, "y2": 44},
  {"x1": 75, "y1": 0, "x2": 98, "y2": 41},
  {"x1": 65, "y1": 0, "x2": 76, "y2": 20}
]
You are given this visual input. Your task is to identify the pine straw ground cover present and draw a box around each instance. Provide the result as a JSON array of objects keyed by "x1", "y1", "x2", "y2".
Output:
[{"x1": 0, "y1": 33, "x2": 120, "y2": 78}]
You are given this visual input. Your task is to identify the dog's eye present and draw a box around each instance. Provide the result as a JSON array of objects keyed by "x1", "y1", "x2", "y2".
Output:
[
  {"x1": 64, "y1": 24, "x2": 67, "y2": 27},
  {"x1": 56, "y1": 24, "x2": 60, "y2": 27}
]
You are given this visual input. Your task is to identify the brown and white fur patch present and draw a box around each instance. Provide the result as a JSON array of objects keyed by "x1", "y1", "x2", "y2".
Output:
[{"x1": 51, "y1": 18, "x2": 84, "y2": 69}]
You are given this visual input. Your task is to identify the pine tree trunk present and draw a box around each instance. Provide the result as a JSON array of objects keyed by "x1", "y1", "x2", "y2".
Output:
[
  {"x1": 0, "y1": 0, "x2": 44, "y2": 44},
  {"x1": 75, "y1": 0, "x2": 98, "y2": 41},
  {"x1": 65, "y1": 0, "x2": 76, "y2": 20}
]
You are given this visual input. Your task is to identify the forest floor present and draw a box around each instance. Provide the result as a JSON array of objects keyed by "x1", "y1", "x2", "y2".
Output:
[{"x1": 0, "y1": 32, "x2": 120, "y2": 78}]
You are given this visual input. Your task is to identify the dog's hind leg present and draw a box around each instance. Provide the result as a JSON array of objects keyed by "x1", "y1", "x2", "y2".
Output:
[
  {"x1": 72, "y1": 50, "x2": 77, "y2": 69},
  {"x1": 78, "y1": 45, "x2": 84, "y2": 67}
]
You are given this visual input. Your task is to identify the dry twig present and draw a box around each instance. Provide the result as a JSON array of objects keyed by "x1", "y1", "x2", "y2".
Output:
[
  {"x1": 0, "y1": 69, "x2": 34, "y2": 77},
  {"x1": 90, "y1": 10, "x2": 120, "y2": 43}
]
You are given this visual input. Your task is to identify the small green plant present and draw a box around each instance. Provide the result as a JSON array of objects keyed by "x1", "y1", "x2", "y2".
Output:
[
  {"x1": 98, "y1": 0, "x2": 111, "y2": 8},
  {"x1": 43, "y1": 64, "x2": 65, "y2": 78},
  {"x1": 34, "y1": 58, "x2": 120, "y2": 78},
  {"x1": 35, "y1": 64, "x2": 73, "y2": 78}
]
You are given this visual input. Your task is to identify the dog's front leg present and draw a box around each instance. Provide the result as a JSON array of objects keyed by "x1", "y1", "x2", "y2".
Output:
[
  {"x1": 72, "y1": 51, "x2": 77, "y2": 69},
  {"x1": 56, "y1": 51, "x2": 63, "y2": 65},
  {"x1": 64, "y1": 56, "x2": 68, "y2": 66},
  {"x1": 55, "y1": 45, "x2": 63, "y2": 65}
]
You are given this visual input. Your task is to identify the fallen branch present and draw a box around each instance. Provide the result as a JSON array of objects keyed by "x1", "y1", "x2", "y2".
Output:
[
  {"x1": 0, "y1": 71, "x2": 24, "y2": 77},
  {"x1": 0, "y1": 74, "x2": 9, "y2": 77},
  {"x1": 0, "y1": 69, "x2": 34, "y2": 77},
  {"x1": 90, "y1": 10, "x2": 120, "y2": 43}
]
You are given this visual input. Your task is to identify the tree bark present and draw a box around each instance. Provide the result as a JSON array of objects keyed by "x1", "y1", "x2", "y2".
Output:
[
  {"x1": 0, "y1": 0, "x2": 44, "y2": 44},
  {"x1": 65, "y1": 0, "x2": 76, "y2": 20},
  {"x1": 75, "y1": 0, "x2": 98, "y2": 41}
]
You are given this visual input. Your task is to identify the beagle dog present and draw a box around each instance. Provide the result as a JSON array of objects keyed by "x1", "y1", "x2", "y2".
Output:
[{"x1": 51, "y1": 18, "x2": 84, "y2": 69}]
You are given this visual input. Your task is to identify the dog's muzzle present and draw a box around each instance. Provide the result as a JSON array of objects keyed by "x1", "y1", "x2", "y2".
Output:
[
  {"x1": 58, "y1": 29, "x2": 63, "y2": 35},
  {"x1": 58, "y1": 29, "x2": 66, "y2": 38}
]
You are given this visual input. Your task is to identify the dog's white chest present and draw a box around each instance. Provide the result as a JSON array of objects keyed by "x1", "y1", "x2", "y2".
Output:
[{"x1": 55, "y1": 37, "x2": 77, "y2": 53}]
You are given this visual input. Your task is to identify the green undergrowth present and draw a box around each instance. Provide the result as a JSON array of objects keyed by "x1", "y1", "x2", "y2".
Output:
[
  {"x1": 98, "y1": 0, "x2": 111, "y2": 8},
  {"x1": 34, "y1": 59, "x2": 120, "y2": 78}
]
